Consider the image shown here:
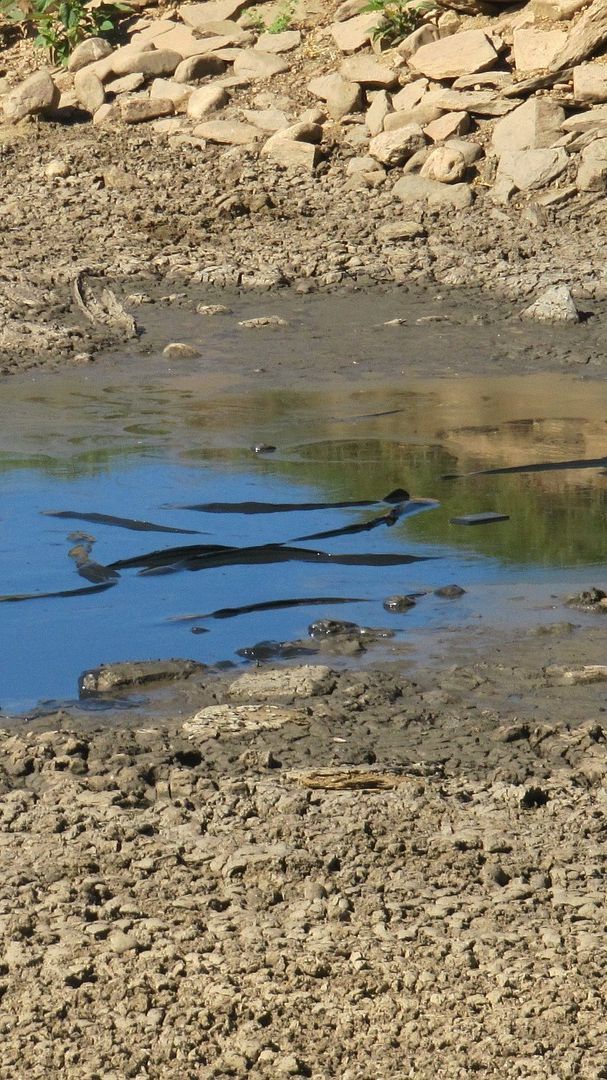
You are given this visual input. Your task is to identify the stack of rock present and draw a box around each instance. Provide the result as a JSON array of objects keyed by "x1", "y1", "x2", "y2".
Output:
[{"x1": 4, "y1": 0, "x2": 607, "y2": 201}]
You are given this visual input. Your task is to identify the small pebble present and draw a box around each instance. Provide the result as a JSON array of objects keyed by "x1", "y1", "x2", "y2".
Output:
[
  {"x1": 197, "y1": 303, "x2": 231, "y2": 316},
  {"x1": 45, "y1": 159, "x2": 71, "y2": 179},
  {"x1": 163, "y1": 342, "x2": 199, "y2": 359},
  {"x1": 239, "y1": 316, "x2": 288, "y2": 328},
  {"x1": 383, "y1": 594, "x2": 416, "y2": 613},
  {"x1": 435, "y1": 584, "x2": 466, "y2": 598},
  {"x1": 251, "y1": 443, "x2": 276, "y2": 454}
]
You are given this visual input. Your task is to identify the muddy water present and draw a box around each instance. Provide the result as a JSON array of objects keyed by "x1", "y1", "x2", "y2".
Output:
[{"x1": 2, "y1": 357, "x2": 607, "y2": 715}]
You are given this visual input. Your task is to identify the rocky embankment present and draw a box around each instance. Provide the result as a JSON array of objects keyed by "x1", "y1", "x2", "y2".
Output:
[
  {"x1": 2, "y1": 651, "x2": 607, "y2": 1078},
  {"x1": 3, "y1": 0, "x2": 607, "y2": 365}
]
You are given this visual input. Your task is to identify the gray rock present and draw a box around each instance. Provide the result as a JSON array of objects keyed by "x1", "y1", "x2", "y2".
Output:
[
  {"x1": 576, "y1": 137, "x2": 607, "y2": 190},
  {"x1": 193, "y1": 119, "x2": 262, "y2": 144},
  {"x1": 3, "y1": 69, "x2": 60, "y2": 122},
  {"x1": 365, "y1": 90, "x2": 391, "y2": 136},
  {"x1": 163, "y1": 342, "x2": 199, "y2": 358},
  {"x1": 262, "y1": 139, "x2": 320, "y2": 170},
  {"x1": 393, "y1": 174, "x2": 473, "y2": 208},
  {"x1": 491, "y1": 98, "x2": 565, "y2": 155},
  {"x1": 149, "y1": 78, "x2": 192, "y2": 110},
  {"x1": 79, "y1": 659, "x2": 205, "y2": 695},
  {"x1": 120, "y1": 98, "x2": 175, "y2": 123},
  {"x1": 233, "y1": 50, "x2": 290, "y2": 79},
  {"x1": 409, "y1": 29, "x2": 498, "y2": 80},
  {"x1": 112, "y1": 48, "x2": 182, "y2": 79},
  {"x1": 420, "y1": 146, "x2": 467, "y2": 183},
  {"x1": 73, "y1": 68, "x2": 105, "y2": 113},
  {"x1": 573, "y1": 62, "x2": 607, "y2": 103},
  {"x1": 520, "y1": 284, "x2": 580, "y2": 323},
  {"x1": 369, "y1": 124, "x2": 426, "y2": 166},
  {"x1": 307, "y1": 73, "x2": 362, "y2": 119},
  {"x1": 497, "y1": 147, "x2": 568, "y2": 191},
  {"x1": 340, "y1": 56, "x2": 398, "y2": 89},
  {"x1": 229, "y1": 665, "x2": 335, "y2": 700},
  {"x1": 330, "y1": 11, "x2": 379, "y2": 53},
  {"x1": 186, "y1": 84, "x2": 229, "y2": 119},
  {"x1": 173, "y1": 54, "x2": 227, "y2": 82},
  {"x1": 255, "y1": 30, "x2": 301, "y2": 53},
  {"x1": 377, "y1": 220, "x2": 425, "y2": 240}
]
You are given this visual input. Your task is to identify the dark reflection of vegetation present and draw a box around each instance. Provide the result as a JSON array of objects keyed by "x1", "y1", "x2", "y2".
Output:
[{"x1": 1, "y1": 383, "x2": 607, "y2": 567}]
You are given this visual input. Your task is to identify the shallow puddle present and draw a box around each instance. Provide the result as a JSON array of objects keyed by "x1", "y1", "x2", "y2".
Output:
[{"x1": 2, "y1": 359, "x2": 607, "y2": 715}]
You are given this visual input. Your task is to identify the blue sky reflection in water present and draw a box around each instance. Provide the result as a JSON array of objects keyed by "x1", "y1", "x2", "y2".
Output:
[{"x1": 2, "y1": 371, "x2": 607, "y2": 713}]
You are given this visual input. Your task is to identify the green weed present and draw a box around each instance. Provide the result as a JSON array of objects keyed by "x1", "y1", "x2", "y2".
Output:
[
  {"x1": 363, "y1": 0, "x2": 435, "y2": 47},
  {"x1": 0, "y1": 0, "x2": 131, "y2": 63},
  {"x1": 250, "y1": 1, "x2": 295, "y2": 35}
]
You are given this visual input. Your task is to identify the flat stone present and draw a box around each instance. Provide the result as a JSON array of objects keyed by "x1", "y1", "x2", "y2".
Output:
[
  {"x1": 173, "y1": 53, "x2": 227, "y2": 82},
  {"x1": 307, "y1": 72, "x2": 362, "y2": 119},
  {"x1": 263, "y1": 120, "x2": 322, "y2": 145},
  {"x1": 229, "y1": 665, "x2": 335, "y2": 700},
  {"x1": 377, "y1": 220, "x2": 425, "y2": 240},
  {"x1": 184, "y1": 703, "x2": 307, "y2": 737},
  {"x1": 520, "y1": 284, "x2": 580, "y2": 322},
  {"x1": 365, "y1": 90, "x2": 391, "y2": 135},
  {"x1": 497, "y1": 147, "x2": 568, "y2": 190},
  {"x1": 369, "y1": 124, "x2": 426, "y2": 166},
  {"x1": 393, "y1": 173, "x2": 473, "y2": 208},
  {"x1": 346, "y1": 154, "x2": 382, "y2": 174},
  {"x1": 409, "y1": 29, "x2": 498, "y2": 80},
  {"x1": 452, "y1": 71, "x2": 513, "y2": 90},
  {"x1": 68, "y1": 36, "x2": 113, "y2": 73},
  {"x1": 424, "y1": 111, "x2": 470, "y2": 141},
  {"x1": 492, "y1": 98, "x2": 565, "y2": 154},
  {"x1": 180, "y1": 0, "x2": 251, "y2": 29},
  {"x1": 255, "y1": 29, "x2": 301, "y2": 53},
  {"x1": 193, "y1": 118, "x2": 262, "y2": 143},
  {"x1": 335, "y1": 0, "x2": 368, "y2": 19},
  {"x1": 233, "y1": 50, "x2": 290, "y2": 78},
  {"x1": 530, "y1": 0, "x2": 586, "y2": 16},
  {"x1": 150, "y1": 78, "x2": 193, "y2": 110},
  {"x1": 3, "y1": 69, "x2": 60, "y2": 122},
  {"x1": 243, "y1": 107, "x2": 289, "y2": 130},
  {"x1": 105, "y1": 73, "x2": 146, "y2": 94},
  {"x1": 574, "y1": 63, "x2": 607, "y2": 102},
  {"x1": 73, "y1": 69, "x2": 105, "y2": 113},
  {"x1": 262, "y1": 138, "x2": 319, "y2": 169},
  {"x1": 562, "y1": 105, "x2": 607, "y2": 132},
  {"x1": 427, "y1": 88, "x2": 516, "y2": 117},
  {"x1": 421, "y1": 145, "x2": 467, "y2": 183},
  {"x1": 340, "y1": 56, "x2": 398, "y2": 89},
  {"x1": 384, "y1": 103, "x2": 442, "y2": 130},
  {"x1": 513, "y1": 27, "x2": 567, "y2": 72},
  {"x1": 576, "y1": 136, "x2": 607, "y2": 189},
  {"x1": 397, "y1": 23, "x2": 439, "y2": 61},
  {"x1": 330, "y1": 11, "x2": 379, "y2": 53},
  {"x1": 446, "y1": 137, "x2": 483, "y2": 165},
  {"x1": 111, "y1": 48, "x2": 182, "y2": 78},
  {"x1": 152, "y1": 25, "x2": 225, "y2": 57},
  {"x1": 163, "y1": 342, "x2": 200, "y2": 357},
  {"x1": 121, "y1": 98, "x2": 176, "y2": 123},
  {"x1": 392, "y1": 79, "x2": 428, "y2": 111},
  {"x1": 79, "y1": 659, "x2": 204, "y2": 695}
]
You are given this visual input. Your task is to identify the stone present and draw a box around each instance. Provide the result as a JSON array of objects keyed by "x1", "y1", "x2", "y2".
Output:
[
  {"x1": 262, "y1": 138, "x2": 319, "y2": 170},
  {"x1": 574, "y1": 63, "x2": 607, "y2": 102},
  {"x1": 229, "y1": 665, "x2": 335, "y2": 700},
  {"x1": 45, "y1": 159, "x2": 71, "y2": 179},
  {"x1": 369, "y1": 124, "x2": 426, "y2": 166},
  {"x1": 330, "y1": 11, "x2": 379, "y2": 53},
  {"x1": 446, "y1": 137, "x2": 483, "y2": 165},
  {"x1": 384, "y1": 103, "x2": 442, "y2": 130},
  {"x1": 153, "y1": 25, "x2": 224, "y2": 56},
  {"x1": 233, "y1": 50, "x2": 290, "y2": 78},
  {"x1": 530, "y1": 0, "x2": 587, "y2": 15},
  {"x1": 335, "y1": 0, "x2": 368, "y2": 19},
  {"x1": 346, "y1": 154, "x2": 382, "y2": 174},
  {"x1": 576, "y1": 137, "x2": 607, "y2": 189},
  {"x1": 184, "y1": 703, "x2": 306, "y2": 737},
  {"x1": 173, "y1": 53, "x2": 227, "y2": 81},
  {"x1": 73, "y1": 69, "x2": 105, "y2": 113},
  {"x1": 263, "y1": 120, "x2": 322, "y2": 145},
  {"x1": 392, "y1": 79, "x2": 428, "y2": 111},
  {"x1": 79, "y1": 659, "x2": 204, "y2": 695},
  {"x1": 427, "y1": 88, "x2": 515, "y2": 117},
  {"x1": 186, "y1": 83, "x2": 229, "y2": 118},
  {"x1": 340, "y1": 56, "x2": 398, "y2": 89},
  {"x1": 365, "y1": 90, "x2": 391, "y2": 135},
  {"x1": 424, "y1": 111, "x2": 470, "y2": 141},
  {"x1": 452, "y1": 71, "x2": 513, "y2": 90},
  {"x1": 112, "y1": 49, "x2": 183, "y2": 78},
  {"x1": 180, "y1": 0, "x2": 250, "y2": 28},
  {"x1": 409, "y1": 30, "x2": 498, "y2": 80},
  {"x1": 3, "y1": 69, "x2": 60, "y2": 122},
  {"x1": 105, "y1": 73, "x2": 146, "y2": 94},
  {"x1": 108, "y1": 930, "x2": 138, "y2": 954},
  {"x1": 243, "y1": 107, "x2": 289, "y2": 130},
  {"x1": 497, "y1": 147, "x2": 568, "y2": 190},
  {"x1": 491, "y1": 98, "x2": 565, "y2": 154},
  {"x1": 68, "y1": 36, "x2": 113, "y2": 73},
  {"x1": 93, "y1": 102, "x2": 117, "y2": 126},
  {"x1": 562, "y1": 106, "x2": 607, "y2": 132},
  {"x1": 255, "y1": 30, "x2": 301, "y2": 53},
  {"x1": 397, "y1": 23, "x2": 439, "y2": 61},
  {"x1": 163, "y1": 342, "x2": 200, "y2": 357},
  {"x1": 513, "y1": 28, "x2": 568, "y2": 72},
  {"x1": 421, "y1": 145, "x2": 467, "y2": 183},
  {"x1": 393, "y1": 174, "x2": 473, "y2": 208},
  {"x1": 192, "y1": 118, "x2": 262, "y2": 143},
  {"x1": 150, "y1": 79, "x2": 193, "y2": 110},
  {"x1": 120, "y1": 98, "x2": 175, "y2": 123},
  {"x1": 307, "y1": 73, "x2": 362, "y2": 119},
  {"x1": 520, "y1": 284, "x2": 580, "y2": 322},
  {"x1": 378, "y1": 220, "x2": 424, "y2": 241}
]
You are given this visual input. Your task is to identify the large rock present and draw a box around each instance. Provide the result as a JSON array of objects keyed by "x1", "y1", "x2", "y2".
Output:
[
  {"x1": 392, "y1": 80, "x2": 428, "y2": 111},
  {"x1": 243, "y1": 107, "x2": 290, "y2": 131},
  {"x1": 150, "y1": 78, "x2": 193, "y2": 110},
  {"x1": 307, "y1": 72, "x2": 362, "y2": 119},
  {"x1": 562, "y1": 106, "x2": 607, "y2": 132},
  {"x1": 121, "y1": 98, "x2": 175, "y2": 123},
  {"x1": 409, "y1": 29, "x2": 498, "y2": 80},
  {"x1": 3, "y1": 69, "x2": 60, "y2": 122},
  {"x1": 262, "y1": 139, "x2": 319, "y2": 170},
  {"x1": 576, "y1": 137, "x2": 607, "y2": 190},
  {"x1": 193, "y1": 118, "x2": 262, "y2": 143},
  {"x1": 397, "y1": 24, "x2": 439, "y2": 61},
  {"x1": 67, "y1": 37, "x2": 113, "y2": 73},
  {"x1": 330, "y1": 11, "x2": 379, "y2": 53},
  {"x1": 384, "y1": 102, "x2": 442, "y2": 130},
  {"x1": 492, "y1": 98, "x2": 565, "y2": 154},
  {"x1": 255, "y1": 30, "x2": 301, "y2": 53},
  {"x1": 393, "y1": 174, "x2": 473, "y2": 208},
  {"x1": 340, "y1": 56, "x2": 398, "y2": 89},
  {"x1": 73, "y1": 68, "x2": 105, "y2": 113},
  {"x1": 497, "y1": 147, "x2": 568, "y2": 190},
  {"x1": 263, "y1": 120, "x2": 322, "y2": 146},
  {"x1": 180, "y1": 0, "x2": 251, "y2": 28},
  {"x1": 233, "y1": 50, "x2": 290, "y2": 78},
  {"x1": 424, "y1": 111, "x2": 470, "y2": 141},
  {"x1": 520, "y1": 285, "x2": 580, "y2": 323},
  {"x1": 513, "y1": 28, "x2": 567, "y2": 71},
  {"x1": 573, "y1": 64, "x2": 607, "y2": 103},
  {"x1": 366, "y1": 90, "x2": 391, "y2": 136},
  {"x1": 369, "y1": 124, "x2": 426, "y2": 166},
  {"x1": 187, "y1": 83, "x2": 229, "y2": 118},
  {"x1": 229, "y1": 665, "x2": 335, "y2": 700},
  {"x1": 420, "y1": 146, "x2": 467, "y2": 183},
  {"x1": 151, "y1": 25, "x2": 228, "y2": 57},
  {"x1": 112, "y1": 48, "x2": 182, "y2": 78},
  {"x1": 173, "y1": 53, "x2": 227, "y2": 82}
]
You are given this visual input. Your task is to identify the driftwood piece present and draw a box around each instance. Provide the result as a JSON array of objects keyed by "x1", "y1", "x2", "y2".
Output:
[
  {"x1": 502, "y1": 67, "x2": 573, "y2": 97},
  {"x1": 72, "y1": 272, "x2": 138, "y2": 337},
  {"x1": 549, "y1": 0, "x2": 607, "y2": 69}
]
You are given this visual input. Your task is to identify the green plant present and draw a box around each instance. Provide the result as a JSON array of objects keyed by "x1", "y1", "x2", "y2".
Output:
[
  {"x1": 249, "y1": 0, "x2": 294, "y2": 35},
  {"x1": 0, "y1": 0, "x2": 130, "y2": 63},
  {"x1": 363, "y1": 0, "x2": 435, "y2": 47}
]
